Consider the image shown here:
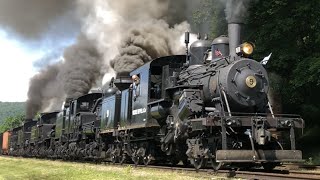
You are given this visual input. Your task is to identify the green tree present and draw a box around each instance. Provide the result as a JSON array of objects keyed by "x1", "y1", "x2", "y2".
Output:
[
  {"x1": 0, "y1": 102, "x2": 25, "y2": 124},
  {"x1": 192, "y1": 0, "x2": 227, "y2": 38},
  {"x1": 193, "y1": 0, "x2": 320, "y2": 162},
  {"x1": 244, "y1": 0, "x2": 320, "y2": 161},
  {"x1": 0, "y1": 114, "x2": 25, "y2": 133},
  {"x1": 245, "y1": 0, "x2": 320, "y2": 127}
]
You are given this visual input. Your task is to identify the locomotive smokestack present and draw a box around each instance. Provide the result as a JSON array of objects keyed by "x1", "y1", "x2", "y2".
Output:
[
  {"x1": 224, "y1": 0, "x2": 253, "y2": 61},
  {"x1": 228, "y1": 23, "x2": 242, "y2": 61}
]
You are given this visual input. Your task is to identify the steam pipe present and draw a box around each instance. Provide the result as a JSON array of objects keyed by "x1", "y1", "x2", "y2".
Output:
[
  {"x1": 221, "y1": 89, "x2": 232, "y2": 117},
  {"x1": 185, "y1": 32, "x2": 190, "y2": 62},
  {"x1": 184, "y1": 31, "x2": 190, "y2": 67},
  {"x1": 268, "y1": 102, "x2": 275, "y2": 118}
]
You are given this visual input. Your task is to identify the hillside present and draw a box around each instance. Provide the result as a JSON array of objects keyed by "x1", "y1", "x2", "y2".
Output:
[{"x1": 0, "y1": 102, "x2": 25, "y2": 124}]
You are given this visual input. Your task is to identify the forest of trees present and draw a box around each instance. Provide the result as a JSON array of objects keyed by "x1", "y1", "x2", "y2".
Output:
[
  {"x1": 0, "y1": 102, "x2": 25, "y2": 133},
  {"x1": 245, "y1": 1, "x2": 320, "y2": 160}
]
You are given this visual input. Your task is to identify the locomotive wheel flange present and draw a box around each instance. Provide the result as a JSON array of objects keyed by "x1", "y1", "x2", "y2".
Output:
[
  {"x1": 210, "y1": 145, "x2": 223, "y2": 171},
  {"x1": 190, "y1": 157, "x2": 208, "y2": 170},
  {"x1": 211, "y1": 158, "x2": 223, "y2": 171},
  {"x1": 142, "y1": 154, "x2": 152, "y2": 166},
  {"x1": 131, "y1": 155, "x2": 140, "y2": 166},
  {"x1": 120, "y1": 153, "x2": 128, "y2": 165},
  {"x1": 111, "y1": 154, "x2": 118, "y2": 164}
]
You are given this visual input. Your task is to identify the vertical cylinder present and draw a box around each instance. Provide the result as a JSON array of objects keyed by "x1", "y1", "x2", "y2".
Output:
[{"x1": 228, "y1": 23, "x2": 241, "y2": 61}]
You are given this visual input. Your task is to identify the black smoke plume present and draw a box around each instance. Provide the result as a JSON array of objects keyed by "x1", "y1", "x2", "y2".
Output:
[
  {"x1": 26, "y1": 0, "x2": 190, "y2": 118},
  {"x1": 26, "y1": 34, "x2": 104, "y2": 118},
  {"x1": 59, "y1": 34, "x2": 104, "y2": 99},
  {"x1": 26, "y1": 63, "x2": 63, "y2": 119},
  {"x1": 111, "y1": 22, "x2": 188, "y2": 74},
  {"x1": 108, "y1": 0, "x2": 189, "y2": 75}
]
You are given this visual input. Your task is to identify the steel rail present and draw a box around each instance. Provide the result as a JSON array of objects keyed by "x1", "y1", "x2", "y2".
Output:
[{"x1": 110, "y1": 162, "x2": 320, "y2": 180}]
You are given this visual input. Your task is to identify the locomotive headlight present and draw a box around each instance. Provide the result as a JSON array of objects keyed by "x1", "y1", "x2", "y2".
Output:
[
  {"x1": 236, "y1": 42, "x2": 254, "y2": 56},
  {"x1": 242, "y1": 43, "x2": 254, "y2": 55}
]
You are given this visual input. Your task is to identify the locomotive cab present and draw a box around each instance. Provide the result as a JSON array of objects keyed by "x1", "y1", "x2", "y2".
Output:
[
  {"x1": 65, "y1": 93, "x2": 102, "y2": 141},
  {"x1": 114, "y1": 55, "x2": 186, "y2": 130},
  {"x1": 100, "y1": 87, "x2": 120, "y2": 133},
  {"x1": 38, "y1": 112, "x2": 59, "y2": 141}
]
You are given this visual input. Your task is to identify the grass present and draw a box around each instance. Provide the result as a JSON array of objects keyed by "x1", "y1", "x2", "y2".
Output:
[{"x1": 0, "y1": 156, "x2": 227, "y2": 180}]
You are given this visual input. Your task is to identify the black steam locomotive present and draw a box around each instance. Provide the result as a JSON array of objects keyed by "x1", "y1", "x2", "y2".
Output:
[{"x1": 3, "y1": 22, "x2": 304, "y2": 171}]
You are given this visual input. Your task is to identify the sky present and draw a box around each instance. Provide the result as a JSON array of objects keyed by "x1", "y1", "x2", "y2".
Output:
[
  {"x1": 0, "y1": 0, "x2": 79, "y2": 102},
  {"x1": 0, "y1": 30, "x2": 40, "y2": 102},
  {"x1": 0, "y1": 29, "x2": 76, "y2": 102}
]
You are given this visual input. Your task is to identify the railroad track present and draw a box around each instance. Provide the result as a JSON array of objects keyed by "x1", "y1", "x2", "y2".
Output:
[
  {"x1": 298, "y1": 165, "x2": 320, "y2": 170},
  {"x1": 92, "y1": 159, "x2": 320, "y2": 179},
  {"x1": 7, "y1": 156, "x2": 320, "y2": 179},
  {"x1": 284, "y1": 164, "x2": 320, "y2": 171},
  {"x1": 230, "y1": 170, "x2": 320, "y2": 180},
  {"x1": 109, "y1": 163, "x2": 320, "y2": 180}
]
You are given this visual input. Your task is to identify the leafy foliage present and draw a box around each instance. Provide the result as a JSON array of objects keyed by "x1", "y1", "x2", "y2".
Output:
[
  {"x1": 193, "y1": 0, "x2": 320, "y2": 127},
  {"x1": 193, "y1": 0, "x2": 320, "y2": 161},
  {"x1": 0, "y1": 102, "x2": 26, "y2": 133},
  {"x1": 245, "y1": 0, "x2": 320, "y2": 161},
  {"x1": 0, "y1": 114, "x2": 25, "y2": 133},
  {"x1": 191, "y1": 0, "x2": 227, "y2": 38},
  {"x1": 245, "y1": 0, "x2": 320, "y2": 128}
]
